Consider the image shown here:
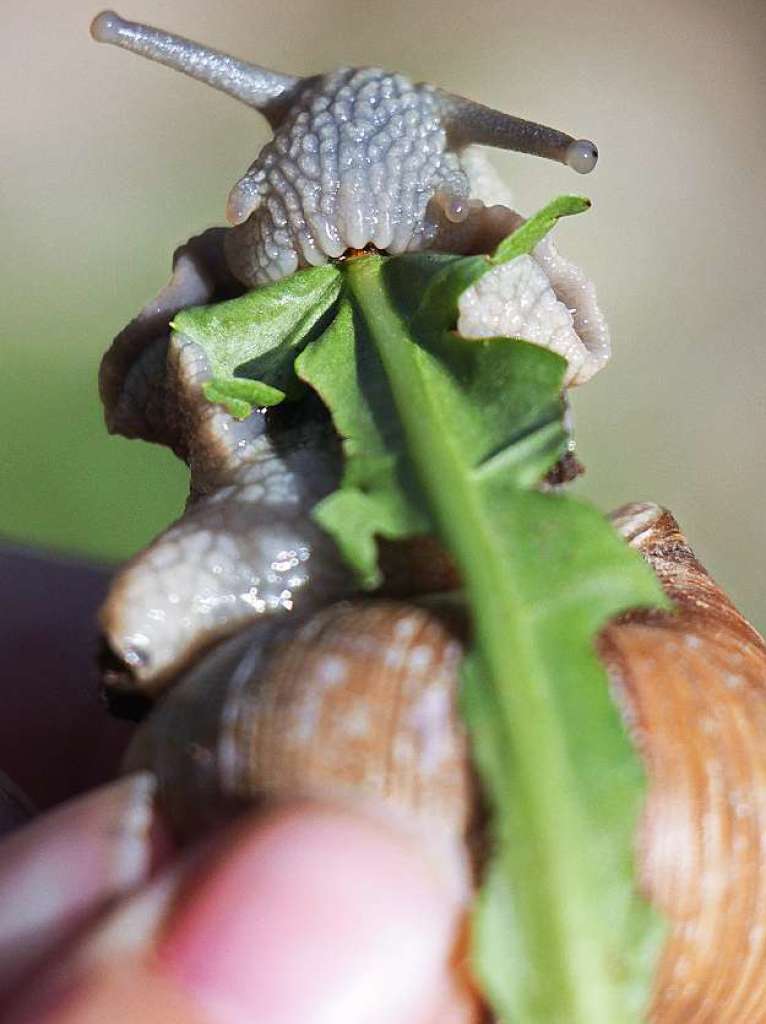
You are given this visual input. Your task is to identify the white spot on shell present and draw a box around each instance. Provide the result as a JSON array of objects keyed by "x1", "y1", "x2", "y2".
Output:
[
  {"x1": 393, "y1": 616, "x2": 419, "y2": 640},
  {"x1": 317, "y1": 655, "x2": 348, "y2": 688},
  {"x1": 392, "y1": 733, "x2": 412, "y2": 765},
  {"x1": 291, "y1": 694, "x2": 322, "y2": 744},
  {"x1": 384, "y1": 644, "x2": 408, "y2": 670},
  {"x1": 729, "y1": 789, "x2": 752, "y2": 819},
  {"x1": 407, "y1": 684, "x2": 453, "y2": 776},
  {"x1": 342, "y1": 705, "x2": 371, "y2": 739},
  {"x1": 409, "y1": 644, "x2": 433, "y2": 673}
]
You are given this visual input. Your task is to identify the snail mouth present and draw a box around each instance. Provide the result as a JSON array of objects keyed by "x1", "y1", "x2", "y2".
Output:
[
  {"x1": 98, "y1": 638, "x2": 155, "y2": 722},
  {"x1": 337, "y1": 243, "x2": 384, "y2": 262}
]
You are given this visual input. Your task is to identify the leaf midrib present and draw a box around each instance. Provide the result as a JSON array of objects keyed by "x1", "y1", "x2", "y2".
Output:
[{"x1": 346, "y1": 254, "x2": 627, "y2": 1024}]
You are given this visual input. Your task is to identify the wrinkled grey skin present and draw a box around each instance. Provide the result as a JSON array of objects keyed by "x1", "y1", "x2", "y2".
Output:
[
  {"x1": 99, "y1": 232, "x2": 356, "y2": 703},
  {"x1": 224, "y1": 68, "x2": 470, "y2": 283}
]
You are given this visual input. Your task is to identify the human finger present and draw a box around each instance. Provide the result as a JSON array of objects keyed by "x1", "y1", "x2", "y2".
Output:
[
  {"x1": 5, "y1": 801, "x2": 472, "y2": 1024},
  {"x1": 0, "y1": 772, "x2": 171, "y2": 1004}
]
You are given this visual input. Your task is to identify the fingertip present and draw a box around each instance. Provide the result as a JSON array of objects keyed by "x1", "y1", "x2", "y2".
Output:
[
  {"x1": 159, "y1": 802, "x2": 470, "y2": 1023},
  {"x1": 4, "y1": 802, "x2": 479, "y2": 1024}
]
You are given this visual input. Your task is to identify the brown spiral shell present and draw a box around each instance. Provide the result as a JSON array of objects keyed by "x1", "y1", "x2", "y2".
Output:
[
  {"x1": 602, "y1": 504, "x2": 766, "y2": 1021},
  {"x1": 126, "y1": 600, "x2": 475, "y2": 876}
]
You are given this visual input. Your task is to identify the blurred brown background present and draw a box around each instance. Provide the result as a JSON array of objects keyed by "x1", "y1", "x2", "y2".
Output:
[{"x1": 1, "y1": 1, "x2": 764, "y2": 626}]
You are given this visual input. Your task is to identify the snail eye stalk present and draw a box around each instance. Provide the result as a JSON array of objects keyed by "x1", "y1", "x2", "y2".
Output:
[
  {"x1": 90, "y1": 10, "x2": 302, "y2": 122},
  {"x1": 436, "y1": 92, "x2": 598, "y2": 174}
]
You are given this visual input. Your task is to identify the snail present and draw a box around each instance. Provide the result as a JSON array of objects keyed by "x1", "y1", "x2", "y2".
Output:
[
  {"x1": 89, "y1": 15, "x2": 766, "y2": 1019},
  {"x1": 93, "y1": 12, "x2": 609, "y2": 704},
  {"x1": 124, "y1": 502, "x2": 766, "y2": 1022}
]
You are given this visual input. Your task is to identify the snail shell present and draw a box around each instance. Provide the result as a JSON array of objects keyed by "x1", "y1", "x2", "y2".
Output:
[
  {"x1": 602, "y1": 504, "x2": 766, "y2": 1021},
  {"x1": 127, "y1": 502, "x2": 766, "y2": 1022},
  {"x1": 125, "y1": 599, "x2": 475, "y2": 873}
]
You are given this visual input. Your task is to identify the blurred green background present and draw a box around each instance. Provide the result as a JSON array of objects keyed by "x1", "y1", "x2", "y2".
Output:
[{"x1": 2, "y1": 1, "x2": 764, "y2": 627}]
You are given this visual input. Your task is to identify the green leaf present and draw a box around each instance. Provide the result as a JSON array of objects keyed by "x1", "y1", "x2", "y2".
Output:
[
  {"x1": 298, "y1": 219, "x2": 576, "y2": 586},
  {"x1": 458, "y1": 497, "x2": 667, "y2": 1023},
  {"x1": 340, "y1": 252, "x2": 668, "y2": 1023},
  {"x1": 202, "y1": 377, "x2": 285, "y2": 419},
  {"x1": 491, "y1": 193, "x2": 591, "y2": 265},
  {"x1": 173, "y1": 263, "x2": 341, "y2": 417},
  {"x1": 296, "y1": 295, "x2": 428, "y2": 587}
]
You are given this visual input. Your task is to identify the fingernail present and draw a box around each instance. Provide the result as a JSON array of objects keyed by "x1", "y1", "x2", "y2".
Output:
[{"x1": 159, "y1": 803, "x2": 463, "y2": 1024}]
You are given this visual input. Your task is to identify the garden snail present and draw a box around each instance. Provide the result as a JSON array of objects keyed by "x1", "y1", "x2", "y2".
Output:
[
  {"x1": 94, "y1": 13, "x2": 610, "y2": 701},
  {"x1": 90, "y1": 15, "x2": 766, "y2": 1020}
]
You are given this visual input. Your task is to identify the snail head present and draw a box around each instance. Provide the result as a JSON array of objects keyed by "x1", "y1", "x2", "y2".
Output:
[{"x1": 91, "y1": 11, "x2": 598, "y2": 285}]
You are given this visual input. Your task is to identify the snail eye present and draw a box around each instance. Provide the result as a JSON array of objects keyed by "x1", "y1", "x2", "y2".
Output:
[
  {"x1": 443, "y1": 196, "x2": 471, "y2": 224},
  {"x1": 565, "y1": 139, "x2": 598, "y2": 174},
  {"x1": 431, "y1": 192, "x2": 472, "y2": 225}
]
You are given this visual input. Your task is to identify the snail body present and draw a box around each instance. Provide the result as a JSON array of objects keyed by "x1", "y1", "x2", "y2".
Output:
[{"x1": 94, "y1": 19, "x2": 611, "y2": 701}]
